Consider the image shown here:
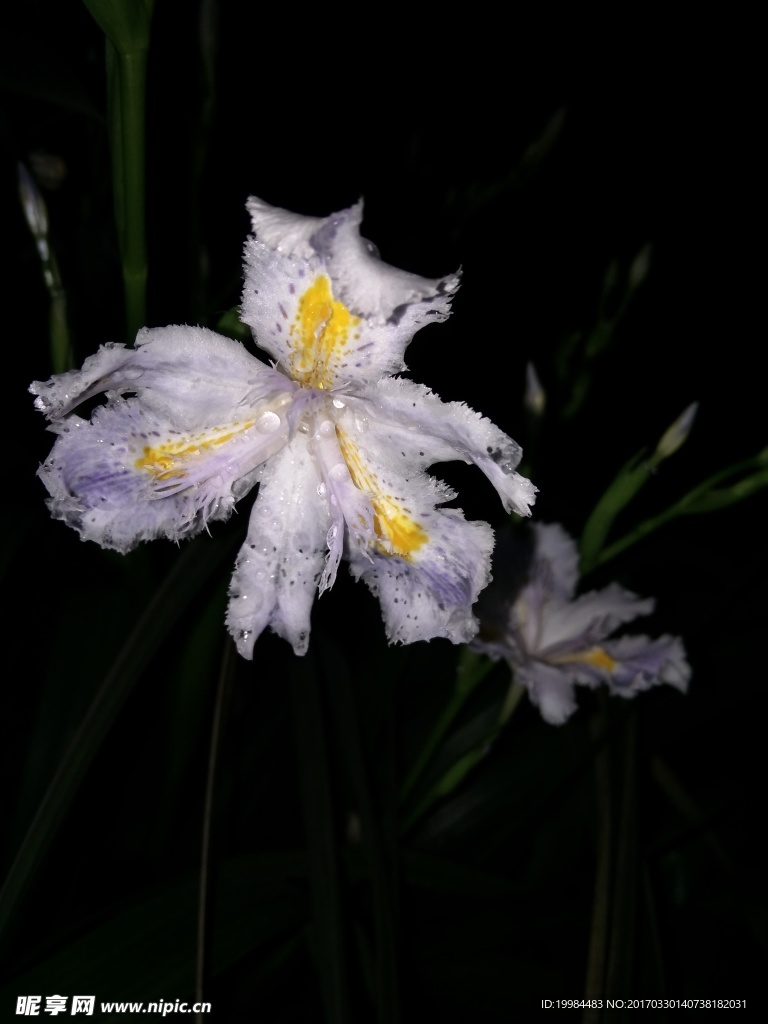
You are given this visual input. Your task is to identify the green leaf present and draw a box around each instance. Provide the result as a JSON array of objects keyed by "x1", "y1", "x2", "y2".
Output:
[
  {"x1": 0, "y1": 531, "x2": 239, "y2": 943},
  {"x1": 289, "y1": 654, "x2": 352, "y2": 1024},
  {"x1": 82, "y1": 0, "x2": 155, "y2": 54},
  {"x1": 0, "y1": 854, "x2": 307, "y2": 1001}
]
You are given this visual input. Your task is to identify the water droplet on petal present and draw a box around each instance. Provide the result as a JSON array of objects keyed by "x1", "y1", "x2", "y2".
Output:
[
  {"x1": 329, "y1": 464, "x2": 346, "y2": 482},
  {"x1": 317, "y1": 481, "x2": 327, "y2": 496},
  {"x1": 256, "y1": 411, "x2": 281, "y2": 433},
  {"x1": 332, "y1": 398, "x2": 345, "y2": 409},
  {"x1": 317, "y1": 419, "x2": 335, "y2": 437}
]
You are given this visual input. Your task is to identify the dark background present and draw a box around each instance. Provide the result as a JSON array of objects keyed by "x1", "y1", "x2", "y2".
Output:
[{"x1": 1, "y1": 3, "x2": 764, "y2": 1020}]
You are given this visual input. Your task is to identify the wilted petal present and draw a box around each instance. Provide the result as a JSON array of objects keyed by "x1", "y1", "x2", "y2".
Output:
[{"x1": 226, "y1": 436, "x2": 329, "y2": 658}]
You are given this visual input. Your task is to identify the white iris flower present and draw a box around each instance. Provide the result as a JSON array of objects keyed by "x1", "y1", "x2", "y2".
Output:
[
  {"x1": 473, "y1": 523, "x2": 691, "y2": 724},
  {"x1": 31, "y1": 198, "x2": 536, "y2": 657}
]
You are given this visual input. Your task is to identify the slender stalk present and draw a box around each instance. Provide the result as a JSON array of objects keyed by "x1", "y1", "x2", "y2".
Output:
[
  {"x1": 290, "y1": 654, "x2": 351, "y2": 1023},
  {"x1": 321, "y1": 638, "x2": 400, "y2": 1023},
  {"x1": 583, "y1": 699, "x2": 612, "y2": 1019},
  {"x1": 110, "y1": 44, "x2": 149, "y2": 340},
  {"x1": 399, "y1": 649, "x2": 493, "y2": 804},
  {"x1": 196, "y1": 640, "x2": 235, "y2": 1018},
  {"x1": 401, "y1": 677, "x2": 525, "y2": 834},
  {"x1": 84, "y1": 0, "x2": 155, "y2": 342}
]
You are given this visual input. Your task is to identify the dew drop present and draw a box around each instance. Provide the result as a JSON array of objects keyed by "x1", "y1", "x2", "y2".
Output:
[
  {"x1": 329, "y1": 463, "x2": 346, "y2": 482},
  {"x1": 317, "y1": 481, "x2": 327, "y2": 496},
  {"x1": 332, "y1": 398, "x2": 345, "y2": 409},
  {"x1": 256, "y1": 411, "x2": 281, "y2": 434},
  {"x1": 317, "y1": 419, "x2": 335, "y2": 437}
]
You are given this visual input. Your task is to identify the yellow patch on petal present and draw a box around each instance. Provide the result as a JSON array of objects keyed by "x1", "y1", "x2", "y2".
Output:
[
  {"x1": 337, "y1": 429, "x2": 428, "y2": 559},
  {"x1": 290, "y1": 275, "x2": 361, "y2": 390},
  {"x1": 553, "y1": 646, "x2": 618, "y2": 673},
  {"x1": 136, "y1": 420, "x2": 255, "y2": 481}
]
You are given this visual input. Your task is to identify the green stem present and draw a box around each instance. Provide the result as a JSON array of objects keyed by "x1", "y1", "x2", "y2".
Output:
[
  {"x1": 195, "y1": 640, "x2": 235, "y2": 1019},
  {"x1": 399, "y1": 649, "x2": 492, "y2": 804},
  {"x1": 595, "y1": 449, "x2": 768, "y2": 568},
  {"x1": 401, "y1": 677, "x2": 525, "y2": 834},
  {"x1": 290, "y1": 655, "x2": 351, "y2": 1024},
  {"x1": 108, "y1": 43, "x2": 149, "y2": 341}
]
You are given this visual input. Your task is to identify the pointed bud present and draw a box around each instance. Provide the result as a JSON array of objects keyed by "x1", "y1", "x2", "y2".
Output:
[
  {"x1": 18, "y1": 162, "x2": 48, "y2": 242},
  {"x1": 524, "y1": 361, "x2": 546, "y2": 419},
  {"x1": 655, "y1": 402, "x2": 698, "y2": 461},
  {"x1": 629, "y1": 244, "x2": 652, "y2": 289}
]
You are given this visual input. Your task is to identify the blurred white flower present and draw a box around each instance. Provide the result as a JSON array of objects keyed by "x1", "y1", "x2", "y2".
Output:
[{"x1": 473, "y1": 523, "x2": 690, "y2": 724}]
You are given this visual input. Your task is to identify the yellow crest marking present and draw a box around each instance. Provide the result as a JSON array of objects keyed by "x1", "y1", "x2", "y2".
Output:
[
  {"x1": 337, "y1": 429, "x2": 428, "y2": 559},
  {"x1": 553, "y1": 646, "x2": 618, "y2": 673},
  {"x1": 290, "y1": 275, "x2": 361, "y2": 390},
  {"x1": 135, "y1": 420, "x2": 255, "y2": 481}
]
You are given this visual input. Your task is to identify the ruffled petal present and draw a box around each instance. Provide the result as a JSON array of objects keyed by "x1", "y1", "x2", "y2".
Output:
[
  {"x1": 348, "y1": 377, "x2": 536, "y2": 516},
  {"x1": 350, "y1": 511, "x2": 493, "y2": 645},
  {"x1": 529, "y1": 523, "x2": 580, "y2": 599},
  {"x1": 602, "y1": 634, "x2": 691, "y2": 695},
  {"x1": 226, "y1": 435, "x2": 329, "y2": 657},
  {"x1": 33, "y1": 327, "x2": 295, "y2": 553},
  {"x1": 306, "y1": 414, "x2": 376, "y2": 593},
  {"x1": 246, "y1": 196, "x2": 460, "y2": 327},
  {"x1": 31, "y1": 325, "x2": 291, "y2": 424},
  {"x1": 31, "y1": 342, "x2": 137, "y2": 420},
  {"x1": 246, "y1": 195, "x2": 327, "y2": 259},
  {"x1": 330, "y1": 404, "x2": 494, "y2": 644},
  {"x1": 515, "y1": 661, "x2": 580, "y2": 726},
  {"x1": 241, "y1": 240, "x2": 441, "y2": 387},
  {"x1": 38, "y1": 393, "x2": 290, "y2": 553},
  {"x1": 309, "y1": 201, "x2": 460, "y2": 324},
  {"x1": 536, "y1": 585, "x2": 655, "y2": 656}
]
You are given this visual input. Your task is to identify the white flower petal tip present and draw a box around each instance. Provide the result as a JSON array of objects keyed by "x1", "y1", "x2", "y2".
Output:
[
  {"x1": 472, "y1": 523, "x2": 691, "y2": 725},
  {"x1": 32, "y1": 197, "x2": 536, "y2": 657}
]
